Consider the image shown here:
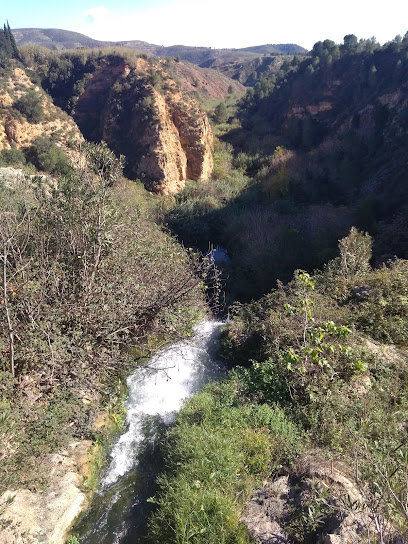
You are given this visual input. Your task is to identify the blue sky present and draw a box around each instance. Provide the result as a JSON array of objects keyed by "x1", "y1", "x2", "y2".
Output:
[{"x1": 6, "y1": 0, "x2": 408, "y2": 50}]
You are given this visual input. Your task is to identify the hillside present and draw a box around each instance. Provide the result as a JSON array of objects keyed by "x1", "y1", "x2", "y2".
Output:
[
  {"x1": 0, "y1": 66, "x2": 81, "y2": 153},
  {"x1": 235, "y1": 35, "x2": 408, "y2": 262},
  {"x1": 13, "y1": 28, "x2": 308, "y2": 58},
  {"x1": 161, "y1": 34, "x2": 408, "y2": 302},
  {"x1": 12, "y1": 28, "x2": 109, "y2": 50}
]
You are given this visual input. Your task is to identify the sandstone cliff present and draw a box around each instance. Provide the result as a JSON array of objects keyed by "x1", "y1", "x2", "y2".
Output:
[
  {"x1": 0, "y1": 66, "x2": 82, "y2": 153},
  {"x1": 72, "y1": 57, "x2": 214, "y2": 194},
  {"x1": 127, "y1": 87, "x2": 214, "y2": 194}
]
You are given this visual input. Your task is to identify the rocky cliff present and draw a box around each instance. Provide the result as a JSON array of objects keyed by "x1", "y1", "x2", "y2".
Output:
[
  {"x1": 70, "y1": 55, "x2": 214, "y2": 194},
  {"x1": 131, "y1": 87, "x2": 213, "y2": 194},
  {"x1": 0, "y1": 65, "x2": 81, "y2": 153}
]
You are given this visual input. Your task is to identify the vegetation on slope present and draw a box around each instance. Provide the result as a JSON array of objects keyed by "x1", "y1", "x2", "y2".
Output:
[
  {"x1": 236, "y1": 33, "x2": 408, "y2": 227},
  {"x1": 0, "y1": 142, "x2": 215, "y2": 489},
  {"x1": 0, "y1": 57, "x2": 81, "y2": 177},
  {"x1": 163, "y1": 33, "x2": 408, "y2": 301},
  {"x1": 148, "y1": 230, "x2": 408, "y2": 543},
  {"x1": 146, "y1": 33, "x2": 408, "y2": 544}
]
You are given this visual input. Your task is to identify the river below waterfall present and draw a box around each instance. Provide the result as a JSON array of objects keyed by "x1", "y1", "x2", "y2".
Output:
[{"x1": 75, "y1": 320, "x2": 225, "y2": 544}]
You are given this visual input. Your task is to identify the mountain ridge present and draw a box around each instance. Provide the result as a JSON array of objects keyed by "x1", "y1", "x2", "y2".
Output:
[{"x1": 12, "y1": 27, "x2": 308, "y2": 61}]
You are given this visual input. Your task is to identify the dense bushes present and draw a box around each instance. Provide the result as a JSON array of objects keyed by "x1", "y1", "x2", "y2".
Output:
[
  {"x1": 24, "y1": 135, "x2": 73, "y2": 174},
  {"x1": 0, "y1": 142, "x2": 213, "y2": 488},
  {"x1": 0, "y1": 146, "x2": 26, "y2": 166},
  {"x1": 13, "y1": 89, "x2": 44, "y2": 123},
  {"x1": 0, "y1": 142, "x2": 210, "y2": 382}
]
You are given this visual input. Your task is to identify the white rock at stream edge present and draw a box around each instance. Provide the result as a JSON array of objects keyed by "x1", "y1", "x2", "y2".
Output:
[{"x1": 0, "y1": 442, "x2": 92, "y2": 544}]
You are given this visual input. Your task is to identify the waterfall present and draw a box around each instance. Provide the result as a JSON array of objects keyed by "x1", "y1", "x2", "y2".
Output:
[{"x1": 76, "y1": 320, "x2": 225, "y2": 543}]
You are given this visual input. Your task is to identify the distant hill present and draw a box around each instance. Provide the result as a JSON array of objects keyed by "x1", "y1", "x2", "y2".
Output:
[
  {"x1": 239, "y1": 44, "x2": 308, "y2": 55},
  {"x1": 12, "y1": 28, "x2": 308, "y2": 85},
  {"x1": 13, "y1": 28, "x2": 308, "y2": 57},
  {"x1": 12, "y1": 28, "x2": 108, "y2": 50}
]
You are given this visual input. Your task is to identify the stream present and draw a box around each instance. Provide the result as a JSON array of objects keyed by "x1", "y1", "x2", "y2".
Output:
[{"x1": 75, "y1": 320, "x2": 225, "y2": 544}]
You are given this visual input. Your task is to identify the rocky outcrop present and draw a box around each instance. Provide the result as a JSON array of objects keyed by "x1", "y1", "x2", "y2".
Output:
[
  {"x1": 134, "y1": 89, "x2": 213, "y2": 194},
  {"x1": 0, "y1": 67, "x2": 82, "y2": 152},
  {"x1": 0, "y1": 441, "x2": 96, "y2": 544},
  {"x1": 242, "y1": 477, "x2": 291, "y2": 543},
  {"x1": 241, "y1": 454, "x2": 403, "y2": 544},
  {"x1": 73, "y1": 59, "x2": 214, "y2": 194},
  {"x1": 4, "y1": 118, "x2": 19, "y2": 143}
]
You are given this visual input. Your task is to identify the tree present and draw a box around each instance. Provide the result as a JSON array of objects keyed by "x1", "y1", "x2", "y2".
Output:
[
  {"x1": 213, "y1": 102, "x2": 228, "y2": 124},
  {"x1": 341, "y1": 34, "x2": 358, "y2": 55},
  {"x1": 5, "y1": 22, "x2": 19, "y2": 60},
  {"x1": 0, "y1": 21, "x2": 19, "y2": 66},
  {"x1": 338, "y1": 227, "x2": 372, "y2": 280}
]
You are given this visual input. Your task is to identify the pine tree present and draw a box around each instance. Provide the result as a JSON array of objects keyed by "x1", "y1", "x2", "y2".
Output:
[
  {"x1": 0, "y1": 28, "x2": 10, "y2": 67},
  {"x1": 0, "y1": 21, "x2": 19, "y2": 67},
  {"x1": 6, "y1": 21, "x2": 19, "y2": 59}
]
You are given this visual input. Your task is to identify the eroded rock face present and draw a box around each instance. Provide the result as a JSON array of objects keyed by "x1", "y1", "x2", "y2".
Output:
[
  {"x1": 5, "y1": 118, "x2": 19, "y2": 143},
  {"x1": 74, "y1": 61, "x2": 214, "y2": 195},
  {"x1": 0, "y1": 68, "x2": 82, "y2": 153},
  {"x1": 134, "y1": 89, "x2": 213, "y2": 194}
]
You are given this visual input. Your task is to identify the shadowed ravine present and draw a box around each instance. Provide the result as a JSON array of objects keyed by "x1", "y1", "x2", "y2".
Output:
[{"x1": 75, "y1": 321, "x2": 225, "y2": 544}]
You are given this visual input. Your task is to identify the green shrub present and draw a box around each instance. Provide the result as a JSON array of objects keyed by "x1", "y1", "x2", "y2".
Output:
[
  {"x1": 24, "y1": 136, "x2": 73, "y2": 175},
  {"x1": 0, "y1": 146, "x2": 26, "y2": 167},
  {"x1": 13, "y1": 89, "x2": 44, "y2": 123},
  {"x1": 213, "y1": 102, "x2": 229, "y2": 124}
]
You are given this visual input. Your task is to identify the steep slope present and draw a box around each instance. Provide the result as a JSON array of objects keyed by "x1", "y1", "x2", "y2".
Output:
[
  {"x1": 236, "y1": 35, "x2": 408, "y2": 256},
  {"x1": 0, "y1": 64, "x2": 81, "y2": 153}
]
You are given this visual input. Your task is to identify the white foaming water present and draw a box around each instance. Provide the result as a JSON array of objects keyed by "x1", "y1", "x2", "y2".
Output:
[{"x1": 101, "y1": 321, "x2": 224, "y2": 489}]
